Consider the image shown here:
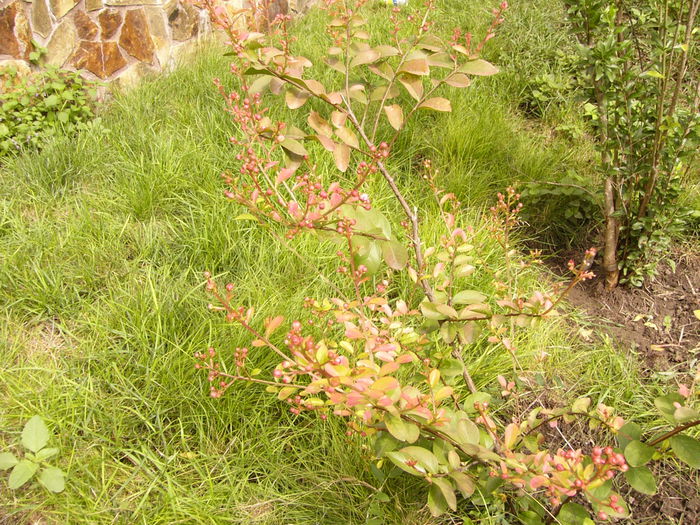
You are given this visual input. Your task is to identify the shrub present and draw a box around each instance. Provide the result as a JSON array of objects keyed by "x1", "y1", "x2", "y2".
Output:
[
  {"x1": 195, "y1": 0, "x2": 700, "y2": 521},
  {"x1": 0, "y1": 66, "x2": 98, "y2": 158},
  {"x1": 567, "y1": 0, "x2": 700, "y2": 287}
]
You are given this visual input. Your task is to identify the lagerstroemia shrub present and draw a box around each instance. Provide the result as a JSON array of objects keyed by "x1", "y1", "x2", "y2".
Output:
[{"x1": 195, "y1": 0, "x2": 700, "y2": 521}]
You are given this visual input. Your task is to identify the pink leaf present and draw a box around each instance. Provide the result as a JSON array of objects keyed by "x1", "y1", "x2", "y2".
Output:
[{"x1": 276, "y1": 167, "x2": 295, "y2": 184}]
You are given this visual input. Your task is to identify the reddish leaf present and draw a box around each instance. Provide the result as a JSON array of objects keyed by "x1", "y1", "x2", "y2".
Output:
[
  {"x1": 459, "y1": 59, "x2": 499, "y2": 76},
  {"x1": 248, "y1": 75, "x2": 272, "y2": 94},
  {"x1": 418, "y1": 97, "x2": 452, "y2": 112},
  {"x1": 375, "y1": 45, "x2": 399, "y2": 57},
  {"x1": 399, "y1": 58, "x2": 430, "y2": 76},
  {"x1": 383, "y1": 105, "x2": 404, "y2": 131},
  {"x1": 285, "y1": 87, "x2": 309, "y2": 109},
  {"x1": 325, "y1": 56, "x2": 345, "y2": 73},
  {"x1": 379, "y1": 362, "x2": 400, "y2": 376},
  {"x1": 331, "y1": 110, "x2": 347, "y2": 128},
  {"x1": 335, "y1": 127, "x2": 359, "y2": 149},
  {"x1": 312, "y1": 134, "x2": 336, "y2": 152},
  {"x1": 264, "y1": 315, "x2": 285, "y2": 338},
  {"x1": 371, "y1": 376, "x2": 400, "y2": 392},
  {"x1": 427, "y1": 52, "x2": 453, "y2": 68},
  {"x1": 269, "y1": 77, "x2": 285, "y2": 95},
  {"x1": 348, "y1": 84, "x2": 368, "y2": 105},
  {"x1": 368, "y1": 62, "x2": 394, "y2": 80},
  {"x1": 417, "y1": 34, "x2": 443, "y2": 52},
  {"x1": 324, "y1": 92, "x2": 343, "y2": 105},
  {"x1": 308, "y1": 111, "x2": 332, "y2": 137},
  {"x1": 303, "y1": 78, "x2": 326, "y2": 96},
  {"x1": 370, "y1": 84, "x2": 400, "y2": 102},
  {"x1": 333, "y1": 143, "x2": 351, "y2": 172},
  {"x1": 398, "y1": 74, "x2": 424, "y2": 101},
  {"x1": 445, "y1": 73, "x2": 471, "y2": 88},
  {"x1": 350, "y1": 49, "x2": 381, "y2": 67}
]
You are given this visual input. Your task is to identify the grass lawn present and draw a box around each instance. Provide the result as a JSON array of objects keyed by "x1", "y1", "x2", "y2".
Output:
[{"x1": 0, "y1": 1, "x2": 695, "y2": 523}]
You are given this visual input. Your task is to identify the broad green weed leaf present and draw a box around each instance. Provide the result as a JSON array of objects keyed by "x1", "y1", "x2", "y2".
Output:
[
  {"x1": 22, "y1": 416, "x2": 50, "y2": 453},
  {"x1": 38, "y1": 467, "x2": 65, "y2": 493},
  {"x1": 8, "y1": 460, "x2": 39, "y2": 489},
  {"x1": 0, "y1": 452, "x2": 18, "y2": 470}
]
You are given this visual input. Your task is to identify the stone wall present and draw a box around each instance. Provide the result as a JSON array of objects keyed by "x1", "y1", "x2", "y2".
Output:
[{"x1": 0, "y1": 0, "x2": 299, "y2": 86}]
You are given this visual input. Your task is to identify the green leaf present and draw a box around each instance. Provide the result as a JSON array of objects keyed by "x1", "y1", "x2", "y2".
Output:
[
  {"x1": 374, "y1": 432, "x2": 399, "y2": 457},
  {"x1": 248, "y1": 75, "x2": 272, "y2": 95},
  {"x1": 449, "y1": 471, "x2": 475, "y2": 497},
  {"x1": 35, "y1": 447, "x2": 59, "y2": 462},
  {"x1": 586, "y1": 479, "x2": 612, "y2": 500},
  {"x1": 307, "y1": 111, "x2": 332, "y2": 137},
  {"x1": 280, "y1": 138, "x2": 309, "y2": 157},
  {"x1": 617, "y1": 421, "x2": 642, "y2": 450},
  {"x1": 44, "y1": 94, "x2": 60, "y2": 107},
  {"x1": 400, "y1": 446, "x2": 439, "y2": 474},
  {"x1": 571, "y1": 397, "x2": 591, "y2": 414},
  {"x1": 445, "y1": 73, "x2": 471, "y2": 88},
  {"x1": 459, "y1": 59, "x2": 499, "y2": 76},
  {"x1": 234, "y1": 213, "x2": 258, "y2": 221},
  {"x1": 518, "y1": 510, "x2": 546, "y2": 525},
  {"x1": 384, "y1": 415, "x2": 419, "y2": 443},
  {"x1": 335, "y1": 127, "x2": 359, "y2": 149},
  {"x1": 0, "y1": 452, "x2": 19, "y2": 470},
  {"x1": 670, "y1": 435, "x2": 700, "y2": 468},
  {"x1": 452, "y1": 290, "x2": 486, "y2": 305},
  {"x1": 38, "y1": 467, "x2": 65, "y2": 493},
  {"x1": 8, "y1": 460, "x2": 39, "y2": 489},
  {"x1": 386, "y1": 451, "x2": 423, "y2": 476},
  {"x1": 625, "y1": 466, "x2": 657, "y2": 495},
  {"x1": 397, "y1": 73, "x2": 423, "y2": 100},
  {"x1": 624, "y1": 440, "x2": 655, "y2": 467},
  {"x1": 654, "y1": 394, "x2": 684, "y2": 423},
  {"x1": 353, "y1": 238, "x2": 382, "y2": 274},
  {"x1": 381, "y1": 240, "x2": 408, "y2": 270},
  {"x1": 22, "y1": 416, "x2": 50, "y2": 453},
  {"x1": 277, "y1": 386, "x2": 298, "y2": 400},
  {"x1": 643, "y1": 69, "x2": 664, "y2": 79},
  {"x1": 420, "y1": 302, "x2": 448, "y2": 321},
  {"x1": 558, "y1": 502, "x2": 594, "y2": 524},
  {"x1": 439, "y1": 358, "x2": 464, "y2": 377},
  {"x1": 427, "y1": 483, "x2": 449, "y2": 517},
  {"x1": 673, "y1": 406, "x2": 699, "y2": 423},
  {"x1": 463, "y1": 392, "x2": 491, "y2": 414},
  {"x1": 432, "y1": 477, "x2": 457, "y2": 511}
]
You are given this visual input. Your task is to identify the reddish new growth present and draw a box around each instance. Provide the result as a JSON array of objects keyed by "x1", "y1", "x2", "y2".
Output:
[{"x1": 213, "y1": 79, "x2": 391, "y2": 240}]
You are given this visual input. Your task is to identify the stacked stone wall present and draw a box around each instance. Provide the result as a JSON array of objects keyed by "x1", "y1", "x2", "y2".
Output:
[{"x1": 0, "y1": 0, "x2": 299, "y2": 86}]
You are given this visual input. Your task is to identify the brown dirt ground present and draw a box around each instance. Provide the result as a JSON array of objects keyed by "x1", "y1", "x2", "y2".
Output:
[
  {"x1": 565, "y1": 253, "x2": 700, "y2": 373},
  {"x1": 552, "y1": 252, "x2": 700, "y2": 524}
]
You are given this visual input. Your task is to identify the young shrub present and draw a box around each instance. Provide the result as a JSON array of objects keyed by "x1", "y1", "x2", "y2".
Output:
[{"x1": 195, "y1": 0, "x2": 700, "y2": 521}]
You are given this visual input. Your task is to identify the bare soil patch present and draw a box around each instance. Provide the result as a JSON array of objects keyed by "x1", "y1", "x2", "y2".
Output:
[
  {"x1": 563, "y1": 253, "x2": 700, "y2": 373},
  {"x1": 538, "y1": 250, "x2": 700, "y2": 523}
]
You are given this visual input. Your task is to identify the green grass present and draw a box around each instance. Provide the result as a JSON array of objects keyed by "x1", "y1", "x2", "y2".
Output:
[{"x1": 0, "y1": 2, "x2": 686, "y2": 523}]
